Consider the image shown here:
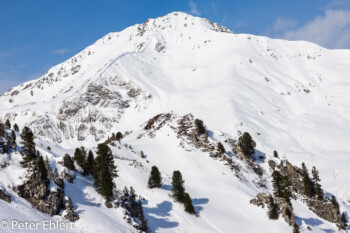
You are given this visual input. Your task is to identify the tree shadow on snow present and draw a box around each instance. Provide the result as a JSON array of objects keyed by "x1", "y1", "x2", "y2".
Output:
[
  {"x1": 65, "y1": 174, "x2": 102, "y2": 215},
  {"x1": 192, "y1": 198, "x2": 209, "y2": 214},
  {"x1": 295, "y1": 216, "x2": 335, "y2": 233},
  {"x1": 161, "y1": 184, "x2": 172, "y2": 191},
  {"x1": 143, "y1": 201, "x2": 179, "y2": 230},
  {"x1": 252, "y1": 149, "x2": 266, "y2": 163}
]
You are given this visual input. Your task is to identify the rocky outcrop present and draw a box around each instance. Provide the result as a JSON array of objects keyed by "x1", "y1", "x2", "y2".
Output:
[
  {"x1": 63, "y1": 197, "x2": 79, "y2": 222},
  {"x1": 250, "y1": 192, "x2": 268, "y2": 208},
  {"x1": 250, "y1": 192, "x2": 296, "y2": 226},
  {"x1": 37, "y1": 189, "x2": 64, "y2": 216},
  {"x1": 276, "y1": 197, "x2": 296, "y2": 226},
  {"x1": 0, "y1": 189, "x2": 11, "y2": 203},
  {"x1": 305, "y1": 199, "x2": 339, "y2": 223},
  {"x1": 17, "y1": 166, "x2": 64, "y2": 216},
  {"x1": 279, "y1": 161, "x2": 302, "y2": 193}
]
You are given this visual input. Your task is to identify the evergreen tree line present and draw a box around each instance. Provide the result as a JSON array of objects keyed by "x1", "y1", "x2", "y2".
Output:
[{"x1": 62, "y1": 144, "x2": 117, "y2": 202}]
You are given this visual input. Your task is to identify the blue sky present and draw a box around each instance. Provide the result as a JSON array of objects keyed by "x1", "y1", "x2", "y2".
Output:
[{"x1": 1, "y1": 0, "x2": 350, "y2": 94}]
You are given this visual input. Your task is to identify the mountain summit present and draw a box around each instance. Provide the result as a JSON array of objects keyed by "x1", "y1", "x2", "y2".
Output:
[{"x1": 0, "y1": 12, "x2": 350, "y2": 233}]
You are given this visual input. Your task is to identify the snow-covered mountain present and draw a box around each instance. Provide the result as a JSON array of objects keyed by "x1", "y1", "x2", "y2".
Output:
[{"x1": 0, "y1": 12, "x2": 350, "y2": 233}]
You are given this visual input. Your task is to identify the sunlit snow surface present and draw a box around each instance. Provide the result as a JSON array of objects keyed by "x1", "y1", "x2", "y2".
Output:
[{"x1": 0, "y1": 12, "x2": 349, "y2": 232}]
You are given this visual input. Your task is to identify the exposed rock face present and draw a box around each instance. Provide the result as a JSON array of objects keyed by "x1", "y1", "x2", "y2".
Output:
[
  {"x1": 276, "y1": 197, "x2": 296, "y2": 226},
  {"x1": 279, "y1": 161, "x2": 302, "y2": 193},
  {"x1": 268, "y1": 160, "x2": 276, "y2": 170},
  {"x1": 250, "y1": 192, "x2": 267, "y2": 208},
  {"x1": 250, "y1": 193, "x2": 296, "y2": 226},
  {"x1": 305, "y1": 199, "x2": 339, "y2": 223},
  {"x1": 0, "y1": 189, "x2": 11, "y2": 203},
  {"x1": 37, "y1": 189, "x2": 64, "y2": 216},
  {"x1": 17, "y1": 166, "x2": 64, "y2": 216},
  {"x1": 63, "y1": 197, "x2": 79, "y2": 222}
]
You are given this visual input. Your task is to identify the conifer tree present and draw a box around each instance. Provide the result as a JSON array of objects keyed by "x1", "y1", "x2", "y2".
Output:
[
  {"x1": 273, "y1": 150, "x2": 279, "y2": 158},
  {"x1": 74, "y1": 147, "x2": 89, "y2": 174},
  {"x1": 148, "y1": 166, "x2": 162, "y2": 188},
  {"x1": 11, "y1": 130, "x2": 16, "y2": 144},
  {"x1": 87, "y1": 150, "x2": 94, "y2": 175},
  {"x1": 311, "y1": 166, "x2": 324, "y2": 200},
  {"x1": 217, "y1": 142, "x2": 225, "y2": 154},
  {"x1": 63, "y1": 153, "x2": 75, "y2": 170},
  {"x1": 293, "y1": 224, "x2": 300, "y2": 233},
  {"x1": 93, "y1": 155, "x2": 114, "y2": 201},
  {"x1": 301, "y1": 163, "x2": 314, "y2": 198},
  {"x1": 194, "y1": 119, "x2": 206, "y2": 135},
  {"x1": 92, "y1": 144, "x2": 117, "y2": 201},
  {"x1": 116, "y1": 132, "x2": 123, "y2": 141},
  {"x1": 331, "y1": 195, "x2": 340, "y2": 214},
  {"x1": 37, "y1": 155, "x2": 48, "y2": 180},
  {"x1": 13, "y1": 123, "x2": 19, "y2": 132},
  {"x1": 267, "y1": 195, "x2": 279, "y2": 220},
  {"x1": 73, "y1": 147, "x2": 83, "y2": 165},
  {"x1": 238, "y1": 132, "x2": 256, "y2": 157},
  {"x1": 140, "y1": 151, "x2": 145, "y2": 158},
  {"x1": 0, "y1": 123, "x2": 4, "y2": 137},
  {"x1": 20, "y1": 126, "x2": 36, "y2": 160},
  {"x1": 285, "y1": 207, "x2": 292, "y2": 221},
  {"x1": 272, "y1": 170, "x2": 283, "y2": 197},
  {"x1": 183, "y1": 193, "x2": 196, "y2": 215},
  {"x1": 172, "y1": 170, "x2": 185, "y2": 202},
  {"x1": 96, "y1": 144, "x2": 117, "y2": 177},
  {"x1": 5, "y1": 119, "x2": 11, "y2": 129},
  {"x1": 339, "y1": 212, "x2": 348, "y2": 231},
  {"x1": 282, "y1": 177, "x2": 292, "y2": 204}
]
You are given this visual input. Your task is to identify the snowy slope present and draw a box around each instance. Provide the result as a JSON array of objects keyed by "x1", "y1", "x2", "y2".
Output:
[{"x1": 0, "y1": 12, "x2": 350, "y2": 232}]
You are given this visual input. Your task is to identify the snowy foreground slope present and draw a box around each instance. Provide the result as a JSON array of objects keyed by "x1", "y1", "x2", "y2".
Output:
[{"x1": 0, "y1": 12, "x2": 350, "y2": 232}]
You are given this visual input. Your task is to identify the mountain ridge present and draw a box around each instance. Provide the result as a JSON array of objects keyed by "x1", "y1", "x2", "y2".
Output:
[{"x1": 0, "y1": 11, "x2": 349, "y2": 233}]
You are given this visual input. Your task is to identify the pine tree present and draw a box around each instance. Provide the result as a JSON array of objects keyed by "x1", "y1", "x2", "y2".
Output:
[
  {"x1": 13, "y1": 123, "x2": 19, "y2": 132},
  {"x1": 140, "y1": 151, "x2": 145, "y2": 158},
  {"x1": 74, "y1": 147, "x2": 89, "y2": 174},
  {"x1": 138, "y1": 200, "x2": 148, "y2": 232},
  {"x1": 311, "y1": 166, "x2": 324, "y2": 200},
  {"x1": 285, "y1": 207, "x2": 292, "y2": 221},
  {"x1": 217, "y1": 142, "x2": 225, "y2": 154},
  {"x1": 194, "y1": 119, "x2": 206, "y2": 135},
  {"x1": 92, "y1": 144, "x2": 117, "y2": 201},
  {"x1": 272, "y1": 170, "x2": 283, "y2": 197},
  {"x1": 63, "y1": 153, "x2": 75, "y2": 170},
  {"x1": 339, "y1": 212, "x2": 348, "y2": 231},
  {"x1": 331, "y1": 195, "x2": 340, "y2": 214},
  {"x1": 5, "y1": 119, "x2": 11, "y2": 129},
  {"x1": 301, "y1": 163, "x2": 314, "y2": 198},
  {"x1": 20, "y1": 126, "x2": 36, "y2": 160},
  {"x1": 293, "y1": 224, "x2": 300, "y2": 233},
  {"x1": 267, "y1": 195, "x2": 279, "y2": 220},
  {"x1": 238, "y1": 132, "x2": 256, "y2": 157},
  {"x1": 93, "y1": 155, "x2": 114, "y2": 201},
  {"x1": 37, "y1": 155, "x2": 48, "y2": 180},
  {"x1": 281, "y1": 175, "x2": 292, "y2": 204},
  {"x1": 116, "y1": 132, "x2": 123, "y2": 141},
  {"x1": 11, "y1": 130, "x2": 16, "y2": 144},
  {"x1": 172, "y1": 170, "x2": 185, "y2": 202},
  {"x1": 273, "y1": 150, "x2": 279, "y2": 158},
  {"x1": 183, "y1": 193, "x2": 196, "y2": 215},
  {"x1": 87, "y1": 150, "x2": 94, "y2": 175},
  {"x1": 148, "y1": 166, "x2": 162, "y2": 188},
  {"x1": 96, "y1": 144, "x2": 117, "y2": 177},
  {"x1": 0, "y1": 123, "x2": 4, "y2": 137}
]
